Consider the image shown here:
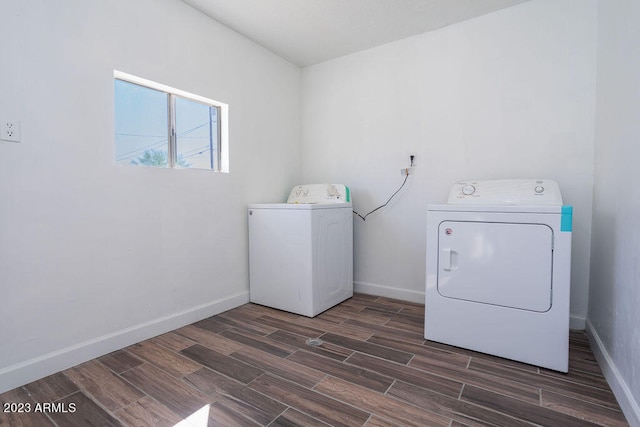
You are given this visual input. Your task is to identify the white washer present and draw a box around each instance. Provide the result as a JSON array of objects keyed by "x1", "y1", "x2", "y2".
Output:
[
  {"x1": 425, "y1": 179, "x2": 572, "y2": 372},
  {"x1": 248, "y1": 184, "x2": 353, "y2": 317}
]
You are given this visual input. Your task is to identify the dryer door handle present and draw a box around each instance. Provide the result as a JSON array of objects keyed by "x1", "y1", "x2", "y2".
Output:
[{"x1": 442, "y1": 248, "x2": 456, "y2": 271}]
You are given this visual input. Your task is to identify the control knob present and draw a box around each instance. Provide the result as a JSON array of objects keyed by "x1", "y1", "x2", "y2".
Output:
[{"x1": 462, "y1": 185, "x2": 476, "y2": 196}]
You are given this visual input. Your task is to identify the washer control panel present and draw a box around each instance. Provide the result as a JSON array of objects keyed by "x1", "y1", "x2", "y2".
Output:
[
  {"x1": 447, "y1": 179, "x2": 563, "y2": 205},
  {"x1": 287, "y1": 184, "x2": 350, "y2": 204}
]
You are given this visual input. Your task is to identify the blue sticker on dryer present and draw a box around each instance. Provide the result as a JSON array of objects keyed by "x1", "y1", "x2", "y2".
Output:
[{"x1": 561, "y1": 205, "x2": 573, "y2": 232}]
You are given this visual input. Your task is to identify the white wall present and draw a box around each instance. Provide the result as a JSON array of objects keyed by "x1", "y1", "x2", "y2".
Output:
[
  {"x1": 0, "y1": 0, "x2": 301, "y2": 393},
  {"x1": 301, "y1": 0, "x2": 597, "y2": 325},
  {"x1": 588, "y1": 1, "x2": 640, "y2": 425}
]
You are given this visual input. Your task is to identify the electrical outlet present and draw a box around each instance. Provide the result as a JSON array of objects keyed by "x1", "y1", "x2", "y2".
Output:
[{"x1": 1, "y1": 120, "x2": 20, "y2": 142}]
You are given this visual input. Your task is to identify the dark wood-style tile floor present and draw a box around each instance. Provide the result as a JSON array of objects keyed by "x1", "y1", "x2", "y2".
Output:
[{"x1": 0, "y1": 294, "x2": 629, "y2": 426}]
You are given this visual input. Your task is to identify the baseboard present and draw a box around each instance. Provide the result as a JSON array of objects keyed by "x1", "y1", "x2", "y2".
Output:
[
  {"x1": 0, "y1": 291, "x2": 249, "y2": 394},
  {"x1": 570, "y1": 314, "x2": 586, "y2": 330},
  {"x1": 354, "y1": 281, "x2": 425, "y2": 304},
  {"x1": 586, "y1": 319, "x2": 640, "y2": 427}
]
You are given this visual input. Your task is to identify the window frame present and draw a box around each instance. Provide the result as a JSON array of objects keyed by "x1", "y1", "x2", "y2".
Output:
[{"x1": 114, "y1": 70, "x2": 229, "y2": 172}]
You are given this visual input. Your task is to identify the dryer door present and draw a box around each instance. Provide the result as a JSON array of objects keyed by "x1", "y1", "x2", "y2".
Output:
[{"x1": 437, "y1": 221, "x2": 553, "y2": 312}]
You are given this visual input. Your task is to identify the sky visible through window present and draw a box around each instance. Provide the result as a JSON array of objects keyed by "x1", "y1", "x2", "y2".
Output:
[{"x1": 114, "y1": 79, "x2": 218, "y2": 169}]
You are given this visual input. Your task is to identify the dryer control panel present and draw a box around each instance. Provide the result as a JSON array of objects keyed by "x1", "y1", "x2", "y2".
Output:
[
  {"x1": 448, "y1": 179, "x2": 563, "y2": 205},
  {"x1": 287, "y1": 184, "x2": 350, "y2": 204}
]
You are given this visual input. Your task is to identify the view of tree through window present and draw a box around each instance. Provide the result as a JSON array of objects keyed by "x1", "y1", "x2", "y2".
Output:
[
  {"x1": 114, "y1": 76, "x2": 221, "y2": 170},
  {"x1": 115, "y1": 80, "x2": 169, "y2": 167}
]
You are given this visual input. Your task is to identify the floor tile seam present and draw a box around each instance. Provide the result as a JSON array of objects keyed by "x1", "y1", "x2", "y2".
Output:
[
  {"x1": 15, "y1": 385, "x2": 63, "y2": 427},
  {"x1": 536, "y1": 403, "x2": 630, "y2": 427},
  {"x1": 458, "y1": 382, "x2": 466, "y2": 400},
  {"x1": 254, "y1": 316, "x2": 326, "y2": 338},
  {"x1": 86, "y1": 364, "x2": 153, "y2": 412},
  {"x1": 446, "y1": 350, "x2": 541, "y2": 375},
  {"x1": 124, "y1": 349, "x2": 205, "y2": 382},
  {"x1": 150, "y1": 333, "x2": 198, "y2": 352},
  {"x1": 463, "y1": 363, "x2": 551, "y2": 390},
  {"x1": 342, "y1": 320, "x2": 427, "y2": 342},
  {"x1": 117, "y1": 360, "x2": 218, "y2": 412},
  {"x1": 517, "y1": 381, "x2": 622, "y2": 414},
  {"x1": 269, "y1": 330, "x2": 355, "y2": 359},
  {"x1": 112, "y1": 392, "x2": 186, "y2": 426},
  {"x1": 216, "y1": 318, "x2": 278, "y2": 337},
  {"x1": 322, "y1": 320, "x2": 383, "y2": 341},
  {"x1": 43, "y1": 410, "x2": 60, "y2": 427},
  {"x1": 224, "y1": 346, "x2": 328, "y2": 390},
  {"x1": 390, "y1": 378, "x2": 543, "y2": 427},
  {"x1": 65, "y1": 389, "x2": 126, "y2": 426},
  {"x1": 222, "y1": 335, "x2": 306, "y2": 367},
  {"x1": 102, "y1": 350, "x2": 145, "y2": 376},
  {"x1": 538, "y1": 367, "x2": 611, "y2": 385},
  {"x1": 191, "y1": 323, "x2": 232, "y2": 336},
  {"x1": 252, "y1": 372, "x2": 362, "y2": 426},
  {"x1": 379, "y1": 316, "x2": 423, "y2": 333},
  {"x1": 397, "y1": 307, "x2": 426, "y2": 317},
  {"x1": 26, "y1": 377, "x2": 80, "y2": 405},
  {"x1": 422, "y1": 339, "x2": 554, "y2": 378},
  {"x1": 466, "y1": 363, "x2": 620, "y2": 405},
  {"x1": 465, "y1": 358, "x2": 574, "y2": 386},
  {"x1": 538, "y1": 388, "x2": 626, "y2": 414},
  {"x1": 172, "y1": 328, "x2": 237, "y2": 354},
  {"x1": 383, "y1": 378, "x2": 398, "y2": 396},
  {"x1": 288, "y1": 348, "x2": 396, "y2": 391},
  {"x1": 331, "y1": 338, "x2": 414, "y2": 365},
  {"x1": 321, "y1": 331, "x2": 415, "y2": 361},
  {"x1": 61, "y1": 364, "x2": 150, "y2": 410},
  {"x1": 342, "y1": 349, "x2": 463, "y2": 397},
  {"x1": 361, "y1": 306, "x2": 403, "y2": 316},
  {"x1": 537, "y1": 371, "x2": 616, "y2": 394},
  {"x1": 386, "y1": 381, "x2": 512, "y2": 427},
  {"x1": 366, "y1": 333, "x2": 444, "y2": 355},
  {"x1": 175, "y1": 330, "x2": 250, "y2": 358},
  {"x1": 456, "y1": 389, "x2": 547, "y2": 427},
  {"x1": 190, "y1": 364, "x2": 271, "y2": 404},
  {"x1": 385, "y1": 317, "x2": 424, "y2": 334},
  {"x1": 219, "y1": 327, "x2": 299, "y2": 358},
  {"x1": 210, "y1": 397, "x2": 276, "y2": 427},
  {"x1": 262, "y1": 404, "x2": 292, "y2": 427},
  {"x1": 458, "y1": 388, "x2": 612, "y2": 427},
  {"x1": 309, "y1": 373, "x2": 398, "y2": 424},
  {"x1": 460, "y1": 381, "x2": 551, "y2": 411},
  {"x1": 367, "y1": 334, "x2": 471, "y2": 367},
  {"x1": 230, "y1": 323, "x2": 304, "y2": 346},
  {"x1": 313, "y1": 373, "x2": 455, "y2": 427},
  {"x1": 403, "y1": 361, "x2": 538, "y2": 406},
  {"x1": 184, "y1": 347, "x2": 267, "y2": 385},
  {"x1": 368, "y1": 296, "x2": 409, "y2": 310}
]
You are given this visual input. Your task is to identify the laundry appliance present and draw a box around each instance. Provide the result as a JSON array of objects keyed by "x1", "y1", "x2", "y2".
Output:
[
  {"x1": 425, "y1": 179, "x2": 572, "y2": 372},
  {"x1": 248, "y1": 184, "x2": 353, "y2": 317}
]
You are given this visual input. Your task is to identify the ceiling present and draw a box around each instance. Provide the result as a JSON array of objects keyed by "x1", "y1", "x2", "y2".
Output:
[{"x1": 182, "y1": 0, "x2": 529, "y2": 67}]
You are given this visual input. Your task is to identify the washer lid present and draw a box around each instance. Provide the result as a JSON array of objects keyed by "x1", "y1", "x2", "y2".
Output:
[
  {"x1": 447, "y1": 179, "x2": 563, "y2": 205},
  {"x1": 287, "y1": 184, "x2": 350, "y2": 204},
  {"x1": 248, "y1": 203, "x2": 352, "y2": 210}
]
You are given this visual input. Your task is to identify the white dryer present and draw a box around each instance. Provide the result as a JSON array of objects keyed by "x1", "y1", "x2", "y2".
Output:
[
  {"x1": 248, "y1": 184, "x2": 353, "y2": 317},
  {"x1": 425, "y1": 179, "x2": 572, "y2": 372}
]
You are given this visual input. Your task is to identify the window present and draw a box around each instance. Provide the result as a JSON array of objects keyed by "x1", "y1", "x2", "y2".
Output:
[{"x1": 114, "y1": 71, "x2": 228, "y2": 172}]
